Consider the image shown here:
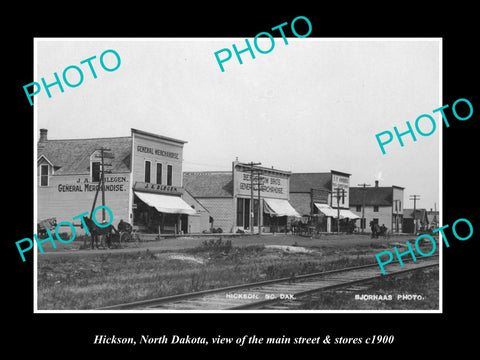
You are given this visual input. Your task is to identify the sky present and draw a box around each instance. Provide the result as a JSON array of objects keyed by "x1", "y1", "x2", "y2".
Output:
[{"x1": 35, "y1": 38, "x2": 441, "y2": 211}]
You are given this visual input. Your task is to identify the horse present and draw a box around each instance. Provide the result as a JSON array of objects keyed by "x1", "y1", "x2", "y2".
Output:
[
  {"x1": 82, "y1": 216, "x2": 118, "y2": 249},
  {"x1": 292, "y1": 220, "x2": 311, "y2": 236},
  {"x1": 369, "y1": 221, "x2": 380, "y2": 239}
]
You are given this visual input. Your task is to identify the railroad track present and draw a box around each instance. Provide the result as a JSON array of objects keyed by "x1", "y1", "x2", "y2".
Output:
[{"x1": 98, "y1": 256, "x2": 439, "y2": 311}]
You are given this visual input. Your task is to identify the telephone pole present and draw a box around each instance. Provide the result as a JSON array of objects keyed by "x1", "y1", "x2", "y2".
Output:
[
  {"x1": 332, "y1": 187, "x2": 345, "y2": 234},
  {"x1": 358, "y1": 183, "x2": 371, "y2": 233},
  {"x1": 247, "y1": 162, "x2": 261, "y2": 233},
  {"x1": 409, "y1": 194, "x2": 421, "y2": 234},
  {"x1": 256, "y1": 170, "x2": 262, "y2": 234},
  {"x1": 90, "y1": 147, "x2": 113, "y2": 222}
]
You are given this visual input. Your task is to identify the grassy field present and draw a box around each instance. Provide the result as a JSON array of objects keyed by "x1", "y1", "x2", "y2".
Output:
[{"x1": 36, "y1": 234, "x2": 439, "y2": 310}]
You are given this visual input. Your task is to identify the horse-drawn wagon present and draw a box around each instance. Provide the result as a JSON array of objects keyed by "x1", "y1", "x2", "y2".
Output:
[{"x1": 37, "y1": 218, "x2": 57, "y2": 239}]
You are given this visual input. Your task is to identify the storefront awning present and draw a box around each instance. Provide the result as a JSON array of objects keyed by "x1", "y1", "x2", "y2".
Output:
[
  {"x1": 314, "y1": 203, "x2": 338, "y2": 218},
  {"x1": 264, "y1": 198, "x2": 301, "y2": 218},
  {"x1": 134, "y1": 191, "x2": 197, "y2": 215},
  {"x1": 339, "y1": 209, "x2": 360, "y2": 219}
]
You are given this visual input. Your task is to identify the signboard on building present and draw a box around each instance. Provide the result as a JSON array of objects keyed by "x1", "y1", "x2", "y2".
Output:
[
  {"x1": 234, "y1": 169, "x2": 289, "y2": 200},
  {"x1": 56, "y1": 176, "x2": 128, "y2": 192},
  {"x1": 133, "y1": 181, "x2": 184, "y2": 196},
  {"x1": 331, "y1": 172, "x2": 350, "y2": 209},
  {"x1": 136, "y1": 145, "x2": 180, "y2": 159}
]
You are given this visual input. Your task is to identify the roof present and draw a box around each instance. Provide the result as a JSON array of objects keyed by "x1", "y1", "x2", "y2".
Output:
[
  {"x1": 183, "y1": 172, "x2": 233, "y2": 198},
  {"x1": 38, "y1": 137, "x2": 132, "y2": 175},
  {"x1": 131, "y1": 128, "x2": 187, "y2": 144},
  {"x1": 235, "y1": 162, "x2": 291, "y2": 177},
  {"x1": 403, "y1": 208, "x2": 429, "y2": 220},
  {"x1": 349, "y1": 187, "x2": 393, "y2": 206},
  {"x1": 289, "y1": 173, "x2": 331, "y2": 193}
]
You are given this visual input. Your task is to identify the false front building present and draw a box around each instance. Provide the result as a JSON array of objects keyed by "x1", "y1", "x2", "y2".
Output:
[
  {"x1": 183, "y1": 160, "x2": 301, "y2": 233},
  {"x1": 289, "y1": 171, "x2": 359, "y2": 233},
  {"x1": 37, "y1": 128, "x2": 202, "y2": 235}
]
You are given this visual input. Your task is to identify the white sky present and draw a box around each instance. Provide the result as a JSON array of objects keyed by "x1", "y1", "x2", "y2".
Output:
[{"x1": 35, "y1": 38, "x2": 441, "y2": 210}]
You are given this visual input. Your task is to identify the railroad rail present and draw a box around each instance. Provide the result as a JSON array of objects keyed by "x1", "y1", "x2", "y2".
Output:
[{"x1": 97, "y1": 256, "x2": 439, "y2": 310}]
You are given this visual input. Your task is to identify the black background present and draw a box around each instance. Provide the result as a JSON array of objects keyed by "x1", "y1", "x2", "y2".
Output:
[{"x1": 6, "y1": 4, "x2": 478, "y2": 356}]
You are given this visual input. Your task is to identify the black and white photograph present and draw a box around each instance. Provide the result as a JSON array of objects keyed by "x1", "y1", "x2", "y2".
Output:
[
  {"x1": 7, "y1": 6, "x2": 478, "y2": 355},
  {"x1": 33, "y1": 38, "x2": 441, "y2": 312}
]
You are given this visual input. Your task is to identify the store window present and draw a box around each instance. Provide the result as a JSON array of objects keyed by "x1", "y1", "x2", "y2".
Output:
[
  {"x1": 156, "y1": 163, "x2": 162, "y2": 185},
  {"x1": 145, "y1": 160, "x2": 151, "y2": 183},
  {"x1": 236, "y1": 198, "x2": 251, "y2": 229},
  {"x1": 167, "y1": 165, "x2": 173, "y2": 185},
  {"x1": 236, "y1": 198, "x2": 244, "y2": 227},
  {"x1": 40, "y1": 164, "x2": 49, "y2": 186}
]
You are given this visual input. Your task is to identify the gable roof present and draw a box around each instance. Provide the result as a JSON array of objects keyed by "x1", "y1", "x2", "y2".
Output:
[
  {"x1": 37, "y1": 136, "x2": 132, "y2": 175},
  {"x1": 403, "y1": 208, "x2": 429, "y2": 221},
  {"x1": 183, "y1": 172, "x2": 233, "y2": 198},
  {"x1": 349, "y1": 187, "x2": 393, "y2": 206},
  {"x1": 290, "y1": 173, "x2": 331, "y2": 193}
]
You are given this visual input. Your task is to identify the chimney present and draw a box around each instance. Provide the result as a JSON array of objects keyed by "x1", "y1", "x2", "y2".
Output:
[
  {"x1": 39, "y1": 128, "x2": 48, "y2": 142},
  {"x1": 375, "y1": 180, "x2": 379, "y2": 187}
]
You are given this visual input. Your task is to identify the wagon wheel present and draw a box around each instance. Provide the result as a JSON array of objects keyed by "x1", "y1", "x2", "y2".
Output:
[{"x1": 120, "y1": 232, "x2": 132, "y2": 243}]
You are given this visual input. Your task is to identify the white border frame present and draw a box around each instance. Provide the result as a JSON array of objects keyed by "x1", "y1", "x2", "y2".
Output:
[{"x1": 33, "y1": 37, "x2": 443, "y2": 314}]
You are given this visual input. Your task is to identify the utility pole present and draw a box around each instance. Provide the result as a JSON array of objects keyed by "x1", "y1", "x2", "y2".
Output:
[
  {"x1": 333, "y1": 187, "x2": 345, "y2": 234},
  {"x1": 100, "y1": 148, "x2": 106, "y2": 221},
  {"x1": 358, "y1": 183, "x2": 371, "y2": 233},
  {"x1": 90, "y1": 147, "x2": 113, "y2": 222},
  {"x1": 409, "y1": 194, "x2": 421, "y2": 234},
  {"x1": 393, "y1": 200, "x2": 400, "y2": 233},
  {"x1": 247, "y1": 162, "x2": 261, "y2": 233},
  {"x1": 256, "y1": 170, "x2": 262, "y2": 234}
]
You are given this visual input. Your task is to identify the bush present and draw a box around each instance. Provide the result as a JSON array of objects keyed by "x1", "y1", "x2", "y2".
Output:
[{"x1": 200, "y1": 238, "x2": 232, "y2": 253}]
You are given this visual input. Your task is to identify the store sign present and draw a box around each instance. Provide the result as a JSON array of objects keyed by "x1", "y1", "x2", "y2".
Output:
[
  {"x1": 331, "y1": 173, "x2": 349, "y2": 208},
  {"x1": 134, "y1": 181, "x2": 184, "y2": 196},
  {"x1": 57, "y1": 176, "x2": 128, "y2": 192},
  {"x1": 136, "y1": 145, "x2": 179, "y2": 159},
  {"x1": 235, "y1": 170, "x2": 288, "y2": 199}
]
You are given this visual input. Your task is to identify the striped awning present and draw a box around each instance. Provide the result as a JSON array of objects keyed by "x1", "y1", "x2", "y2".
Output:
[
  {"x1": 134, "y1": 191, "x2": 197, "y2": 215},
  {"x1": 314, "y1": 203, "x2": 338, "y2": 218},
  {"x1": 263, "y1": 198, "x2": 301, "y2": 218},
  {"x1": 339, "y1": 209, "x2": 360, "y2": 219}
]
